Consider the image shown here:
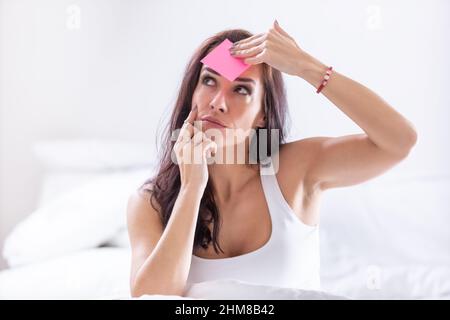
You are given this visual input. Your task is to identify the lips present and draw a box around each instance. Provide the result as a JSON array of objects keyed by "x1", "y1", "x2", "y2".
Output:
[{"x1": 200, "y1": 116, "x2": 227, "y2": 128}]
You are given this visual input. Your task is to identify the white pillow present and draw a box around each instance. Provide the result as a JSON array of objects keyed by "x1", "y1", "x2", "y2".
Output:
[
  {"x1": 320, "y1": 177, "x2": 450, "y2": 267},
  {"x1": 33, "y1": 139, "x2": 155, "y2": 171},
  {"x1": 103, "y1": 228, "x2": 130, "y2": 249},
  {"x1": 2, "y1": 169, "x2": 151, "y2": 268},
  {"x1": 37, "y1": 171, "x2": 113, "y2": 208}
]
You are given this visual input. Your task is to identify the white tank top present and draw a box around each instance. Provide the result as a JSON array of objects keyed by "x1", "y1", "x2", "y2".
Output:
[{"x1": 187, "y1": 156, "x2": 321, "y2": 290}]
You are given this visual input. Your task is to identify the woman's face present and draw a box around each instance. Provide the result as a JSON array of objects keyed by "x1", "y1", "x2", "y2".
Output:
[{"x1": 192, "y1": 64, "x2": 266, "y2": 149}]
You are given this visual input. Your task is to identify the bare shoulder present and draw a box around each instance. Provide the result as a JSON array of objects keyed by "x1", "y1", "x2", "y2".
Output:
[
  {"x1": 278, "y1": 137, "x2": 326, "y2": 192},
  {"x1": 272, "y1": 138, "x2": 326, "y2": 226},
  {"x1": 126, "y1": 184, "x2": 164, "y2": 247},
  {"x1": 127, "y1": 184, "x2": 157, "y2": 214}
]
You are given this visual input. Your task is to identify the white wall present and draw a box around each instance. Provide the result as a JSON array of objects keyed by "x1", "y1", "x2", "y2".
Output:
[{"x1": 0, "y1": 0, "x2": 448, "y2": 270}]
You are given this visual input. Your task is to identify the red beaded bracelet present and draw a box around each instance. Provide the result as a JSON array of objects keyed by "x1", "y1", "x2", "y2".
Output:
[{"x1": 316, "y1": 66, "x2": 333, "y2": 94}]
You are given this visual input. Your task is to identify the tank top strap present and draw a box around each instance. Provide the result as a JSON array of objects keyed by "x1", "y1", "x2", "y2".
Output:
[{"x1": 259, "y1": 156, "x2": 301, "y2": 226}]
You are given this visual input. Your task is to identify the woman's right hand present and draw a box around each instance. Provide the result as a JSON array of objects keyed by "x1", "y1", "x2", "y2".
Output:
[{"x1": 173, "y1": 105, "x2": 218, "y2": 191}]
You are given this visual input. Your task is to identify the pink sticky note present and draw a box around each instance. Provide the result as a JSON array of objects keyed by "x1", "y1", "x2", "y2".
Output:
[{"x1": 200, "y1": 38, "x2": 250, "y2": 82}]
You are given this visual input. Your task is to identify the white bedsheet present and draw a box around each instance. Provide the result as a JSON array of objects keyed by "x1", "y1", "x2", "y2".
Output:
[
  {"x1": 1, "y1": 163, "x2": 448, "y2": 300},
  {"x1": 1, "y1": 247, "x2": 449, "y2": 300},
  {"x1": 0, "y1": 248, "x2": 130, "y2": 299},
  {"x1": 0, "y1": 248, "x2": 347, "y2": 300}
]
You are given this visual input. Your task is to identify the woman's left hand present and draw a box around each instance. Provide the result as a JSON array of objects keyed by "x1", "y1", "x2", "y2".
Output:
[{"x1": 229, "y1": 20, "x2": 308, "y2": 77}]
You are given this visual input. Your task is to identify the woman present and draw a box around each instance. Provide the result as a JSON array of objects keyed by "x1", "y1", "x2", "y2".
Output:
[{"x1": 127, "y1": 21, "x2": 418, "y2": 297}]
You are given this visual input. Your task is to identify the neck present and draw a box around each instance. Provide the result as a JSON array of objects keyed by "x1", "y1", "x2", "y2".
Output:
[
  {"x1": 207, "y1": 141, "x2": 260, "y2": 205},
  {"x1": 208, "y1": 163, "x2": 260, "y2": 205}
]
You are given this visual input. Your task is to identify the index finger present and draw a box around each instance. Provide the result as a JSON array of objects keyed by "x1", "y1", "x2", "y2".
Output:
[
  {"x1": 185, "y1": 105, "x2": 198, "y2": 125},
  {"x1": 177, "y1": 105, "x2": 198, "y2": 143}
]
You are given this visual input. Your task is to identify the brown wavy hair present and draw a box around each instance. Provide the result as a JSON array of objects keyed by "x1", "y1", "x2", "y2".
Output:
[{"x1": 142, "y1": 29, "x2": 290, "y2": 255}]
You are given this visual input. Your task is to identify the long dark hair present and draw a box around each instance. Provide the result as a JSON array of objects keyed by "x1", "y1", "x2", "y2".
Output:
[{"x1": 142, "y1": 29, "x2": 290, "y2": 255}]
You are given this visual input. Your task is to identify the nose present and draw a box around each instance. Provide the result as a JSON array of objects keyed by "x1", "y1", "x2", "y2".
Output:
[{"x1": 209, "y1": 91, "x2": 228, "y2": 113}]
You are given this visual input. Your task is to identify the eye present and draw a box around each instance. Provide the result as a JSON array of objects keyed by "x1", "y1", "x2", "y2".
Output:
[
  {"x1": 201, "y1": 75, "x2": 215, "y2": 86},
  {"x1": 235, "y1": 85, "x2": 251, "y2": 96},
  {"x1": 201, "y1": 75, "x2": 251, "y2": 96}
]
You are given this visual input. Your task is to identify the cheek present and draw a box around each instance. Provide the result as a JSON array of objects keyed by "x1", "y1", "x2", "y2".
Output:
[
  {"x1": 194, "y1": 86, "x2": 212, "y2": 100},
  {"x1": 233, "y1": 106, "x2": 261, "y2": 127},
  {"x1": 193, "y1": 87, "x2": 261, "y2": 124},
  {"x1": 192, "y1": 89, "x2": 212, "y2": 117},
  {"x1": 192, "y1": 89, "x2": 215, "y2": 113}
]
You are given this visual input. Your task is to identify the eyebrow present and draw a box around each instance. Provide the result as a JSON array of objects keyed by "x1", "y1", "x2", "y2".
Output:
[{"x1": 203, "y1": 67, "x2": 256, "y2": 85}]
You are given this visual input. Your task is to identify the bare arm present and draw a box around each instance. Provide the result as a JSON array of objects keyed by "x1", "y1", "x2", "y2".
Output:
[
  {"x1": 230, "y1": 23, "x2": 418, "y2": 192},
  {"x1": 298, "y1": 52, "x2": 418, "y2": 157},
  {"x1": 127, "y1": 186, "x2": 202, "y2": 297},
  {"x1": 128, "y1": 106, "x2": 215, "y2": 297},
  {"x1": 293, "y1": 53, "x2": 417, "y2": 191}
]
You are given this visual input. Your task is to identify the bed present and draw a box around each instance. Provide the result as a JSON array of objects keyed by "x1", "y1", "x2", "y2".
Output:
[{"x1": 1, "y1": 139, "x2": 449, "y2": 300}]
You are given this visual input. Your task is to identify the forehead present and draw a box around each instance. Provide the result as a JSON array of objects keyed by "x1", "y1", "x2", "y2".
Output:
[{"x1": 201, "y1": 64, "x2": 262, "y2": 83}]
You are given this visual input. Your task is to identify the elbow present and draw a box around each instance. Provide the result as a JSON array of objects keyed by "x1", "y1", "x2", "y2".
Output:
[
  {"x1": 130, "y1": 282, "x2": 147, "y2": 298},
  {"x1": 130, "y1": 283, "x2": 155, "y2": 298},
  {"x1": 131, "y1": 286, "x2": 186, "y2": 299},
  {"x1": 130, "y1": 289, "x2": 142, "y2": 299},
  {"x1": 400, "y1": 127, "x2": 418, "y2": 157},
  {"x1": 130, "y1": 279, "x2": 143, "y2": 298},
  {"x1": 130, "y1": 278, "x2": 186, "y2": 298},
  {"x1": 409, "y1": 127, "x2": 418, "y2": 148},
  {"x1": 388, "y1": 123, "x2": 418, "y2": 158}
]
